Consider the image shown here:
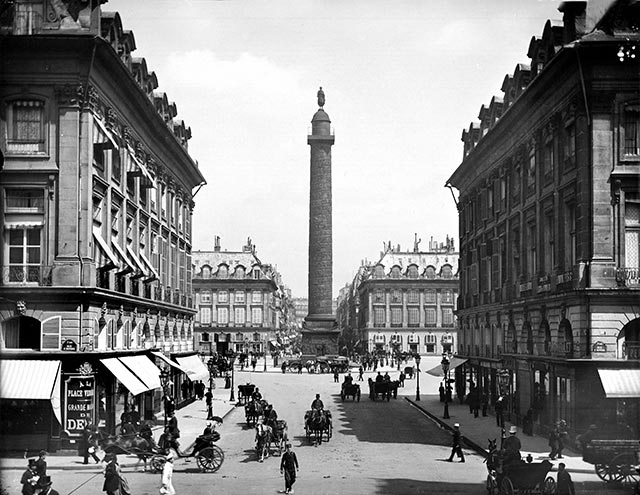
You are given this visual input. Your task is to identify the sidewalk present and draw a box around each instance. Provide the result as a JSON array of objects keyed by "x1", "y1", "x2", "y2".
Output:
[{"x1": 405, "y1": 394, "x2": 596, "y2": 475}]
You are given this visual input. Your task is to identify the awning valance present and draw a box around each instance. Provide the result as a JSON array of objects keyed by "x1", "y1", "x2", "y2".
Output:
[
  {"x1": 0, "y1": 360, "x2": 62, "y2": 424},
  {"x1": 93, "y1": 229, "x2": 119, "y2": 271},
  {"x1": 152, "y1": 351, "x2": 188, "y2": 374},
  {"x1": 175, "y1": 354, "x2": 209, "y2": 381},
  {"x1": 100, "y1": 358, "x2": 149, "y2": 396},
  {"x1": 139, "y1": 252, "x2": 159, "y2": 282},
  {"x1": 118, "y1": 355, "x2": 162, "y2": 390},
  {"x1": 126, "y1": 146, "x2": 154, "y2": 187},
  {"x1": 597, "y1": 369, "x2": 640, "y2": 398},
  {"x1": 126, "y1": 245, "x2": 148, "y2": 279},
  {"x1": 426, "y1": 357, "x2": 468, "y2": 377},
  {"x1": 111, "y1": 241, "x2": 135, "y2": 275},
  {"x1": 93, "y1": 115, "x2": 119, "y2": 150}
]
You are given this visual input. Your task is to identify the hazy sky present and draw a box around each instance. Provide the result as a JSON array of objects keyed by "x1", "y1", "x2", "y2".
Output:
[{"x1": 107, "y1": 0, "x2": 559, "y2": 297}]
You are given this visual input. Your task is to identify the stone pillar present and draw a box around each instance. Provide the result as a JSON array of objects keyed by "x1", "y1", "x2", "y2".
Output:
[{"x1": 301, "y1": 88, "x2": 340, "y2": 358}]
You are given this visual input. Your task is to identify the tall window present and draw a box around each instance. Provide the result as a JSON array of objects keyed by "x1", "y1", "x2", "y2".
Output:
[
  {"x1": 512, "y1": 162, "x2": 521, "y2": 204},
  {"x1": 7, "y1": 228, "x2": 41, "y2": 283},
  {"x1": 526, "y1": 221, "x2": 537, "y2": 278},
  {"x1": 563, "y1": 122, "x2": 576, "y2": 169},
  {"x1": 543, "y1": 211, "x2": 555, "y2": 273},
  {"x1": 251, "y1": 307, "x2": 263, "y2": 325},
  {"x1": 217, "y1": 307, "x2": 229, "y2": 325},
  {"x1": 6, "y1": 100, "x2": 45, "y2": 153},
  {"x1": 625, "y1": 201, "x2": 640, "y2": 278},
  {"x1": 425, "y1": 308, "x2": 436, "y2": 327},
  {"x1": 622, "y1": 103, "x2": 639, "y2": 157},
  {"x1": 391, "y1": 307, "x2": 402, "y2": 327},
  {"x1": 235, "y1": 307, "x2": 246, "y2": 325},
  {"x1": 543, "y1": 137, "x2": 554, "y2": 182},
  {"x1": 442, "y1": 308, "x2": 454, "y2": 326},
  {"x1": 425, "y1": 289, "x2": 436, "y2": 304},
  {"x1": 373, "y1": 307, "x2": 385, "y2": 327},
  {"x1": 200, "y1": 308, "x2": 211, "y2": 325},
  {"x1": 4, "y1": 189, "x2": 44, "y2": 283},
  {"x1": 408, "y1": 307, "x2": 419, "y2": 327},
  {"x1": 563, "y1": 202, "x2": 576, "y2": 269},
  {"x1": 373, "y1": 289, "x2": 384, "y2": 303},
  {"x1": 391, "y1": 289, "x2": 402, "y2": 303},
  {"x1": 441, "y1": 289, "x2": 453, "y2": 304},
  {"x1": 527, "y1": 146, "x2": 536, "y2": 195},
  {"x1": 407, "y1": 289, "x2": 419, "y2": 304}
]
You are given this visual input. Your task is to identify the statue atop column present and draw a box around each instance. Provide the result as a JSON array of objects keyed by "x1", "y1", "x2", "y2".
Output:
[{"x1": 317, "y1": 86, "x2": 325, "y2": 109}]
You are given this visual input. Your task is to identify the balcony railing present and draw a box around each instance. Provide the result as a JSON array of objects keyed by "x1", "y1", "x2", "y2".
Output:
[
  {"x1": 623, "y1": 343, "x2": 640, "y2": 360},
  {"x1": 616, "y1": 268, "x2": 640, "y2": 287},
  {"x1": 1, "y1": 266, "x2": 52, "y2": 286}
]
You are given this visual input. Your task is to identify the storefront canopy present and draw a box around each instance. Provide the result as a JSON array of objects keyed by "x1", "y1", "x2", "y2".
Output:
[
  {"x1": 175, "y1": 354, "x2": 209, "y2": 381},
  {"x1": 0, "y1": 359, "x2": 62, "y2": 424},
  {"x1": 152, "y1": 351, "x2": 188, "y2": 374},
  {"x1": 100, "y1": 357, "x2": 149, "y2": 396},
  {"x1": 426, "y1": 357, "x2": 468, "y2": 377},
  {"x1": 118, "y1": 355, "x2": 162, "y2": 390},
  {"x1": 597, "y1": 369, "x2": 640, "y2": 398}
]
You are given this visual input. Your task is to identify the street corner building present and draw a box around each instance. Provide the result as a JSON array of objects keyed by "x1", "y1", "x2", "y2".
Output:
[
  {"x1": 445, "y1": 1, "x2": 640, "y2": 442},
  {"x1": 0, "y1": 1, "x2": 207, "y2": 453}
]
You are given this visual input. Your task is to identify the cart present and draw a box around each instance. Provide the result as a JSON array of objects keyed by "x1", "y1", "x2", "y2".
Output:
[
  {"x1": 583, "y1": 439, "x2": 640, "y2": 485},
  {"x1": 486, "y1": 460, "x2": 555, "y2": 495},
  {"x1": 150, "y1": 431, "x2": 224, "y2": 473},
  {"x1": 237, "y1": 383, "x2": 255, "y2": 405}
]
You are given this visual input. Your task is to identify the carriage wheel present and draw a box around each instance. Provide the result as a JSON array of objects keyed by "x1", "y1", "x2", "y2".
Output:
[
  {"x1": 500, "y1": 477, "x2": 514, "y2": 495},
  {"x1": 595, "y1": 463, "x2": 624, "y2": 483},
  {"x1": 150, "y1": 454, "x2": 166, "y2": 473},
  {"x1": 197, "y1": 445, "x2": 224, "y2": 473},
  {"x1": 542, "y1": 476, "x2": 556, "y2": 494},
  {"x1": 485, "y1": 474, "x2": 498, "y2": 495},
  {"x1": 611, "y1": 454, "x2": 640, "y2": 485}
]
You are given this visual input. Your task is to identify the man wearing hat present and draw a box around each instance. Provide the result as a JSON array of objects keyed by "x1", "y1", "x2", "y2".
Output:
[
  {"x1": 503, "y1": 425, "x2": 522, "y2": 465},
  {"x1": 34, "y1": 476, "x2": 59, "y2": 495},
  {"x1": 447, "y1": 423, "x2": 465, "y2": 462},
  {"x1": 280, "y1": 443, "x2": 299, "y2": 494},
  {"x1": 21, "y1": 459, "x2": 39, "y2": 495},
  {"x1": 35, "y1": 450, "x2": 48, "y2": 477}
]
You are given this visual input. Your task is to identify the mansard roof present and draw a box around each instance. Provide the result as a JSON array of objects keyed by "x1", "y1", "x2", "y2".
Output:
[
  {"x1": 192, "y1": 250, "x2": 274, "y2": 281},
  {"x1": 100, "y1": 12, "x2": 123, "y2": 44}
]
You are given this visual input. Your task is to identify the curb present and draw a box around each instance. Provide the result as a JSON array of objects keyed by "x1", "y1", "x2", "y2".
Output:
[{"x1": 404, "y1": 397, "x2": 488, "y2": 457}]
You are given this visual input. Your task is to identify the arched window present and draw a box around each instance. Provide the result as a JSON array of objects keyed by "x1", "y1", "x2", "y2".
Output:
[
  {"x1": 540, "y1": 320, "x2": 551, "y2": 354},
  {"x1": 425, "y1": 266, "x2": 436, "y2": 279},
  {"x1": 524, "y1": 322, "x2": 533, "y2": 354},
  {"x1": 217, "y1": 264, "x2": 228, "y2": 278},
  {"x1": 374, "y1": 265, "x2": 385, "y2": 279},
  {"x1": 441, "y1": 265, "x2": 453, "y2": 279},
  {"x1": 234, "y1": 265, "x2": 246, "y2": 279},
  {"x1": 559, "y1": 318, "x2": 573, "y2": 353},
  {"x1": 390, "y1": 266, "x2": 402, "y2": 279},
  {"x1": 508, "y1": 320, "x2": 517, "y2": 353},
  {"x1": 619, "y1": 318, "x2": 640, "y2": 359},
  {"x1": 201, "y1": 265, "x2": 211, "y2": 278},
  {"x1": 407, "y1": 265, "x2": 419, "y2": 278}
]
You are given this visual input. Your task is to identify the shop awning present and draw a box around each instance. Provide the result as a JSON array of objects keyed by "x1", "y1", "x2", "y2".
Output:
[
  {"x1": 0, "y1": 359, "x2": 62, "y2": 424},
  {"x1": 93, "y1": 229, "x2": 119, "y2": 271},
  {"x1": 597, "y1": 369, "x2": 640, "y2": 398},
  {"x1": 152, "y1": 351, "x2": 188, "y2": 374},
  {"x1": 111, "y1": 241, "x2": 135, "y2": 275},
  {"x1": 100, "y1": 358, "x2": 149, "y2": 396},
  {"x1": 175, "y1": 354, "x2": 209, "y2": 381},
  {"x1": 126, "y1": 245, "x2": 148, "y2": 279},
  {"x1": 139, "y1": 252, "x2": 159, "y2": 282},
  {"x1": 126, "y1": 146, "x2": 154, "y2": 187},
  {"x1": 270, "y1": 340, "x2": 280, "y2": 348},
  {"x1": 426, "y1": 357, "x2": 469, "y2": 377},
  {"x1": 118, "y1": 355, "x2": 162, "y2": 390},
  {"x1": 93, "y1": 115, "x2": 119, "y2": 149}
]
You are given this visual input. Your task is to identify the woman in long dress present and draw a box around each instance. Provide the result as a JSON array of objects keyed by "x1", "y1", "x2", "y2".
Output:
[{"x1": 160, "y1": 451, "x2": 176, "y2": 495}]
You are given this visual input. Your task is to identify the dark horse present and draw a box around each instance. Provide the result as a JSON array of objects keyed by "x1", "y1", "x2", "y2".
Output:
[
  {"x1": 100, "y1": 432, "x2": 156, "y2": 471},
  {"x1": 341, "y1": 383, "x2": 361, "y2": 401},
  {"x1": 305, "y1": 409, "x2": 331, "y2": 445},
  {"x1": 245, "y1": 399, "x2": 266, "y2": 426},
  {"x1": 369, "y1": 379, "x2": 400, "y2": 401}
]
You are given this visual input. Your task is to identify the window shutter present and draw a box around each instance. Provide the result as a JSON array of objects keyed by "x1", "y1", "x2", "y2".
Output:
[{"x1": 41, "y1": 316, "x2": 61, "y2": 350}]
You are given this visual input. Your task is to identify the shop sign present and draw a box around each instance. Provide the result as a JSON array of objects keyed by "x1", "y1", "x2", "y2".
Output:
[
  {"x1": 64, "y1": 374, "x2": 95, "y2": 437},
  {"x1": 61, "y1": 339, "x2": 77, "y2": 351}
]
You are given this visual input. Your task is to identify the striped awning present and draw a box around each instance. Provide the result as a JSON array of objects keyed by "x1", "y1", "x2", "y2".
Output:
[
  {"x1": 139, "y1": 252, "x2": 159, "y2": 282},
  {"x1": 111, "y1": 241, "x2": 135, "y2": 275},
  {"x1": 126, "y1": 146, "x2": 154, "y2": 187},
  {"x1": 93, "y1": 229, "x2": 119, "y2": 271},
  {"x1": 175, "y1": 354, "x2": 210, "y2": 381},
  {"x1": 152, "y1": 351, "x2": 188, "y2": 374},
  {"x1": 126, "y1": 245, "x2": 148, "y2": 279},
  {"x1": 597, "y1": 369, "x2": 640, "y2": 398},
  {"x1": 100, "y1": 358, "x2": 149, "y2": 396},
  {"x1": 93, "y1": 115, "x2": 119, "y2": 149},
  {"x1": 426, "y1": 357, "x2": 468, "y2": 377},
  {"x1": 0, "y1": 360, "x2": 62, "y2": 424},
  {"x1": 118, "y1": 355, "x2": 162, "y2": 390}
]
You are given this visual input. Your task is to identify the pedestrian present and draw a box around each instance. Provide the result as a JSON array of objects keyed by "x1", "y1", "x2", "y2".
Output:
[
  {"x1": 160, "y1": 451, "x2": 176, "y2": 495},
  {"x1": 102, "y1": 453, "x2": 121, "y2": 495},
  {"x1": 35, "y1": 450, "x2": 48, "y2": 477},
  {"x1": 495, "y1": 396, "x2": 505, "y2": 428},
  {"x1": 481, "y1": 394, "x2": 488, "y2": 417},
  {"x1": 447, "y1": 423, "x2": 465, "y2": 462},
  {"x1": 556, "y1": 420, "x2": 568, "y2": 459},
  {"x1": 399, "y1": 371, "x2": 405, "y2": 387},
  {"x1": 556, "y1": 462, "x2": 576, "y2": 495},
  {"x1": 205, "y1": 388, "x2": 213, "y2": 409},
  {"x1": 333, "y1": 369, "x2": 339, "y2": 383},
  {"x1": 21, "y1": 458, "x2": 39, "y2": 495},
  {"x1": 34, "y1": 476, "x2": 60, "y2": 495},
  {"x1": 281, "y1": 362, "x2": 287, "y2": 374},
  {"x1": 439, "y1": 383, "x2": 445, "y2": 402},
  {"x1": 503, "y1": 426, "x2": 522, "y2": 465},
  {"x1": 280, "y1": 443, "x2": 299, "y2": 494},
  {"x1": 548, "y1": 425, "x2": 559, "y2": 460},
  {"x1": 82, "y1": 423, "x2": 101, "y2": 464}
]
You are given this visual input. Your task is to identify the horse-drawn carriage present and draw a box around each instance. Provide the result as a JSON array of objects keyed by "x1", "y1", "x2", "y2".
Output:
[
  {"x1": 403, "y1": 366, "x2": 414, "y2": 379},
  {"x1": 583, "y1": 439, "x2": 640, "y2": 485},
  {"x1": 255, "y1": 419, "x2": 289, "y2": 461},
  {"x1": 281, "y1": 358, "x2": 304, "y2": 373},
  {"x1": 368, "y1": 379, "x2": 399, "y2": 401},
  {"x1": 245, "y1": 399, "x2": 266, "y2": 426},
  {"x1": 485, "y1": 440, "x2": 555, "y2": 495},
  {"x1": 341, "y1": 382, "x2": 361, "y2": 401},
  {"x1": 304, "y1": 409, "x2": 332, "y2": 444},
  {"x1": 237, "y1": 383, "x2": 255, "y2": 405}
]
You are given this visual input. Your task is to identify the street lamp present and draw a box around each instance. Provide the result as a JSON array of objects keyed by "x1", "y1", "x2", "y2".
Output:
[
  {"x1": 263, "y1": 335, "x2": 267, "y2": 372},
  {"x1": 159, "y1": 366, "x2": 171, "y2": 427},
  {"x1": 415, "y1": 353, "x2": 421, "y2": 401},
  {"x1": 229, "y1": 352, "x2": 236, "y2": 402},
  {"x1": 206, "y1": 357, "x2": 215, "y2": 420},
  {"x1": 498, "y1": 368, "x2": 510, "y2": 421},
  {"x1": 441, "y1": 353, "x2": 451, "y2": 419}
]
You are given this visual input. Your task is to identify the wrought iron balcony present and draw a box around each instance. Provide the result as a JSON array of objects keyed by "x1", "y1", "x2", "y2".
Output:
[
  {"x1": 1, "y1": 266, "x2": 52, "y2": 286},
  {"x1": 623, "y1": 343, "x2": 640, "y2": 360},
  {"x1": 616, "y1": 268, "x2": 640, "y2": 287}
]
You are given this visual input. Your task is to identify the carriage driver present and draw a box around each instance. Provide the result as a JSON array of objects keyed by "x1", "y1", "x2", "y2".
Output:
[
  {"x1": 311, "y1": 394, "x2": 324, "y2": 411},
  {"x1": 264, "y1": 403, "x2": 278, "y2": 430},
  {"x1": 252, "y1": 387, "x2": 263, "y2": 401}
]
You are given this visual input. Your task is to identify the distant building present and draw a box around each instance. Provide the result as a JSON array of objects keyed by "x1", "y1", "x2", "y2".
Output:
[
  {"x1": 192, "y1": 237, "x2": 294, "y2": 358},
  {"x1": 446, "y1": 0, "x2": 640, "y2": 438},
  {"x1": 338, "y1": 236, "x2": 459, "y2": 359},
  {"x1": 0, "y1": 3, "x2": 205, "y2": 452}
]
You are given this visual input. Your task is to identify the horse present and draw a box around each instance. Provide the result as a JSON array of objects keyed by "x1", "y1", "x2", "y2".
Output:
[
  {"x1": 100, "y1": 433, "x2": 156, "y2": 471},
  {"x1": 485, "y1": 438, "x2": 503, "y2": 474},
  {"x1": 245, "y1": 399, "x2": 266, "y2": 426},
  {"x1": 255, "y1": 423, "x2": 273, "y2": 462},
  {"x1": 341, "y1": 383, "x2": 361, "y2": 401},
  {"x1": 305, "y1": 409, "x2": 330, "y2": 445}
]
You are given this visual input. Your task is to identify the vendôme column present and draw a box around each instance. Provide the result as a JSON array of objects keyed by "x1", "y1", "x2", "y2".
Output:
[{"x1": 301, "y1": 87, "x2": 340, "y2": 358}]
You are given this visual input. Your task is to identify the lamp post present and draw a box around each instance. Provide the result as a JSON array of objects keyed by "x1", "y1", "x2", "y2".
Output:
[
  {"x1": 229, "y1": 352, "x2": 236, "y2": 402},
  {"x1": 498, "y1": 368, "x2": 510, "y2": 421},
  {"x1": 415, "y1": 353, "x2": 421, "y2": 401},
  {"x1": 441, "y1": 353, "x2": 451, "y2": 419},
  {"x1": 263, "y1": 334, "x2": 267, "y2": 372},
  {"x1": 159, "y1": 366, "x2": 171, "y2": 428},
  {"x1": 206, "y1": 357, "x2": 215, "y2": 420}
]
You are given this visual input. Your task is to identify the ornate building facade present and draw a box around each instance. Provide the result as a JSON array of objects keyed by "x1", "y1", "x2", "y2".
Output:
[
  {"x1": 192, "y1": 238, "x2": 295, "y2": 359},
  {"x1": 0, "y1": 1, "x2": 206, "y2": 452},
  {"x1": 337, "y1": 236, "x2": 459, "y2": 359},
  {"x1": 446, "y1": 0, "x2": 640, "y2": 439}
]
